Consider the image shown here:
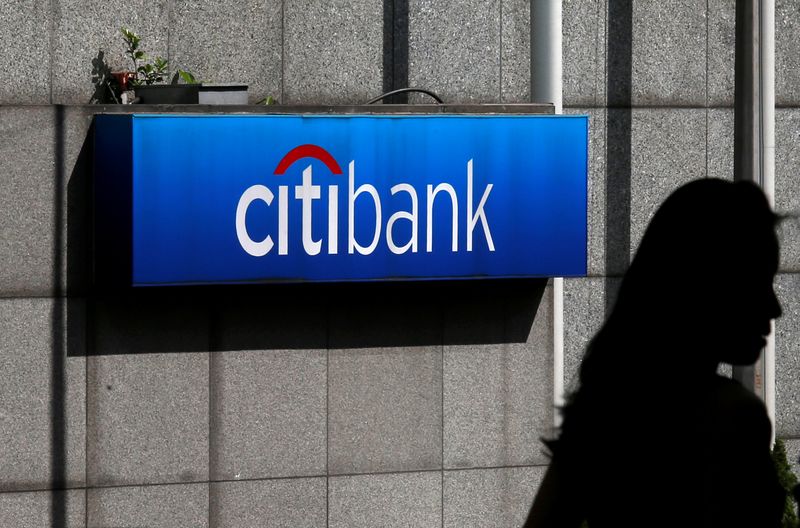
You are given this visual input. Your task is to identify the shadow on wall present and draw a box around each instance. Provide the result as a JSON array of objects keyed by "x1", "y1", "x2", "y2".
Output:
[
  {"x1": 605, "y1": 0, "x2": 633, "y2": 305},
  {"x1": 65, "y1": 122, "x2": 549, "y2": 356},
  {"x1": 90, "y1": 51, "x2": 115, "y2": 104}
]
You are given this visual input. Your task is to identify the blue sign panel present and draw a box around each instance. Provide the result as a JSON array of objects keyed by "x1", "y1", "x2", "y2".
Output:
[{"x1": 94, "y1": 114, "x2": 587, "y2": 286}]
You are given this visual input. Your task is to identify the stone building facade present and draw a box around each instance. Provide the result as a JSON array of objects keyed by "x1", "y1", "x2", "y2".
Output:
[{"x1": 0, "y1": 0, "x2": 799, "y2": 526}]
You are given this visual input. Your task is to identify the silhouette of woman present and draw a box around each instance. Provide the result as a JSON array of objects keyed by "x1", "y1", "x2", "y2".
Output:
[{"x1": 524, "y1": 179, "x2": 785, "y2": 528}]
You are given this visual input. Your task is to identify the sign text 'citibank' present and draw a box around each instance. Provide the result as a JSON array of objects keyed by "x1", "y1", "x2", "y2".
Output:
[{"x1": 236, "y1": 145, "x2": 494, "y2": 258}]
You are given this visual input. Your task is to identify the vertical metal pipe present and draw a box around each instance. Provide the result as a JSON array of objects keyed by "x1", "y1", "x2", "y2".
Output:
[
  {"x1": 732, "y1": 0, "x2": 776, "y2": 439},
  {"x1": 761, "y1": 0, "x2": 776, "y2": 441},
  {"x1": 734, "y1": 0, "x2": 759, "y2": 189},
  {"x1": 531, "y1": 1, "x2": 563, "y2": 114},
  {"x1": 530, "y1": 0, "x2": 564, "y2": 427}
]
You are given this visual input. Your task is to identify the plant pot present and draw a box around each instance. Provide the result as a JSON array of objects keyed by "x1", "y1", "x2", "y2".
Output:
[
  {"x1": 134, "y1": 84, "x2": 200, "y2": 104},
  {"x1": 198, "y1": 84, "x2": 249, "y2": 105},
  {"x1": 111, "y1": 71, "x2": 135, "y2": 92}
]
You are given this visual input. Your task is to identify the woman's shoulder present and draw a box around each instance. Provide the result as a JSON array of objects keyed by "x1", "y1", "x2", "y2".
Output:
[
  {"x1": 700, "y1": 375, "x2": 771, "y2": 442},
  {"x1": 698, "y1": 376, "x2": 785, "y2": 527},
  {"x1": 705, "y1": 375, "x2": 766, "y2": 407}
]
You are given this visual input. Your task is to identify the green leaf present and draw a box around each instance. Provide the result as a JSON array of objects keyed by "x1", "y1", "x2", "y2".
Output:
[
  {"x1": 121, "y1": 28, "x2": 140, "y2": 46},
  {"x1": 178, "y1": 70, "x2": 197, "y2": 84},
  {"x1": 154, "y1": 57, "x2": 169, "y2": 73}
]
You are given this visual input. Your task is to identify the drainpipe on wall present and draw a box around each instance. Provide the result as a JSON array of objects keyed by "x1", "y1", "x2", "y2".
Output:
[
  {"x1": 530, "y1": 0, "x2": 564, "y2": 428},
  {"x1": 732, "y1": 0, "x2": 776, "y2": 441},
  {"x1": 762, "y1": 0, "x2": 776, "y2": 445}
]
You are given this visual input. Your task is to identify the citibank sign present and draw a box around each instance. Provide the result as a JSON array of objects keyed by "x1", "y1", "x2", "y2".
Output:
[{"x1": 94, "y1": 113, "x2": 587, "y2": 286}]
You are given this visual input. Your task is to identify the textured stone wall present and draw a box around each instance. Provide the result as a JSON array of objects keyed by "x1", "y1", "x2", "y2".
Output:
[{"x1": 0, "y1": 0, "x2": 798, "y2": 526}]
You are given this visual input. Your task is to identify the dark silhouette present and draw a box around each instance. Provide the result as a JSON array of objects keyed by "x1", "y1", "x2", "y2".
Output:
[{"x1": 525, "y1": 179, "x2": 785, "y2": 527}]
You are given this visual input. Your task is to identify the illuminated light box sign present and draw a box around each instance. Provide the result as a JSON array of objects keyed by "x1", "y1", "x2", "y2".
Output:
[{"x1": 94, "y1": 114, "x2": 587, "y2": 286}]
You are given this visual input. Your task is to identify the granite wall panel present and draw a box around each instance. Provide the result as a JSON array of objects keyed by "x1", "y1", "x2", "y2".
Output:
[
  {"x1": 170, "y1": 0, "x2": 282, "y2": 103},
  {"x1": 707, "y1": 0, "x2": 736, "y2": 107},
  {"x1": 444, "y1": 284, "x2": 553, "y2": 468},
  {"x1": 211, "y1": 290, "x2": 327, "y2": 351},
  {"x1": 92, "y1": 294, "x2": 210, "y2": 355},
  {"x1": 775, "y1": 273, "x2": 800, "y2": 438},
  {"x1": 707, "y1": 108, "x2": 734, "y2": 181},
  {"x1": 408, "y1": 0, "x2": 501, "y2": 103},
  {"x1": 562, "y1": 0, "x2": 605, "y2": 107},
  {"x1": 328, "y1": 344, "x2": 442, "y2": 474},
  {"x1": 443, "y1": 466, "x2": 546, "y2": 528},
  {"x1": 0, "y1": 1, "x2": 51, "y2": 104},
  {"x1": 328, "y1": 291, "x2": 442, "y2": 475},
  {"x1": 87, "y1": 482, "x2": 208, "y2": 528},
  {"x1": 0, "y1": 107, "x2": 58, "y2": 297},
  {"x1": 776, "y1": 0, "x2": 800, "y2": 106},
  {"x1": 501, "y1": 0, "x2": 530, "y2": 103},
  {"x1": 629, "y1": 0, "x2": 707, "y2": 106},
  {"x1": 775, "y1": 109, "x2": 800, "y2": 273},
  {"x1": 210, "y1": 478, "x2": 326, "y2": 528},
  {"x1": 283, "y1": 0, "x2": 383, "y2": 104},
  {"x1": 0, "y1": 105, "x2": 92, "y2": 296},
  {"x1": 0, "y1": 490, "x2": 85, "y2": 528},
  {"x1": 209, "y1": 349, "x2": 326, "y2": 480},
  {"x1": 87, "y1": 351, "x2": 209, "y2": 486},
  {"x1": 329, "y1": 472, "x2": 441, "y2": 528},
  {"x1": 0, "y1": 106, "x2": 97, "y2": 297},
  {"x1": 630, "y1": 109, "x2": 706, "y2": 255},
  {"x1": 0, "y1": 298, "x2": 85, "y2": 491}
]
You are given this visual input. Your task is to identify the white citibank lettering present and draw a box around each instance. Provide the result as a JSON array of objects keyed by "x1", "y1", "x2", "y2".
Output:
[{"x1": 235, "y1": 148, "x2": 494, "y2": 257}]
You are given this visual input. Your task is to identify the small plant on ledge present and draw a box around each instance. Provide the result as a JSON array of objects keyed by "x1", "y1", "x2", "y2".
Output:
[
  {"x1": 116, "y1": 27, "x2": 199, "y2": 104},
  {"x1": 121, "y1": 27, "x2": 168, "y2": 85}
]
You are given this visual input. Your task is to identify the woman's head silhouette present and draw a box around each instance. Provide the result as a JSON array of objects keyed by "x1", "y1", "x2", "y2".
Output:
[{"x1": 609, "y1": 178, "x2": 781, "y2": 368}]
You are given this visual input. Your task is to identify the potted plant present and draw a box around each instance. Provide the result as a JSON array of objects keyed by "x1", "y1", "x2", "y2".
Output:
[{"x1": 120, "y1": 27, "x2": 199, "y2": 104}]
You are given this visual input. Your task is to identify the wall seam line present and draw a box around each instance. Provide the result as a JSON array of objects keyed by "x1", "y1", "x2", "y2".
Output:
[
  {"x1": 440, "y1": 300, "x2": 445, "y2": 528},
  {"x1": 207, "y1": 306, "x2": 214, "y2": 528},
  {"x1": 0, "y1": 461, "x2": 554, "y2": 496},
  {"x1": 50, "y1": 105, "x2": 67, "y2": 528},
  {"x1": 705, "y1": 0, "x2": 709, "y2": 110},
  {"x1": 593, "y1": 0, "x2": 604, "y2": 107},
  {"x1": 49, "y1": 0, "x2": 55, "y2": 104},
  {"x1": 705, "y1": 0, "x2": 710, "y2": 179},
  {"x1": 84, "y1": 304, "x2": 89, "y2": 528},
  {"x1": 281, "y1": 0, "x2": 286, "y2": 103},
  {"x1": 325, "y1": 295, "x2": 330, "y2": 528},
  {"x1": 499, "y1": 0, "x2": 503, "y2": 103},
  {"x1": 167, "y1": 0, "x2": 175, "y2": 78}
]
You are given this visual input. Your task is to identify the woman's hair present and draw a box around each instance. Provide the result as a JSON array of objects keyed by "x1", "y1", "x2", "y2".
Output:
[{"x1": 549, "y1": 178, "x2": 779, "y2": 458}]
